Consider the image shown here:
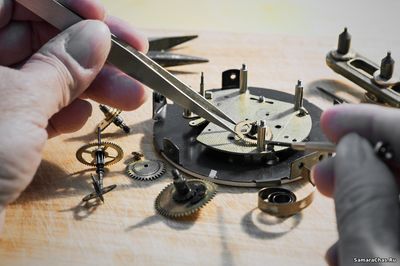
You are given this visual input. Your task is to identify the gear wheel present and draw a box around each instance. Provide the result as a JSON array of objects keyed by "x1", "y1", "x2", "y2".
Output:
[
  {"x1": 233, "y1": 120, "x2": 273, "y2": 146},
  {"x1": 126, "y1": 160, "x2": 166, "y2": 181},
  {"x1": 155, "y1": 171, "x2": 217, "y2": 218},
  {"x1": 76, "y1": 142, "x2": 123, "y2": 167}
]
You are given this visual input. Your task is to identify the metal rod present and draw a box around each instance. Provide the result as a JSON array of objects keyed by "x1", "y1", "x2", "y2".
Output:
[
  {"x1": 294, "y1": 80, "x2": 304, "y2": 111},
  {"x1": 200, "y1": 72, "x2": 205, "y2": 97},
  {"x1": 239, "y1": 64, "x2": 248, "y2": 94},
  {"x1": 257, "y1": 120, "x2": 267, "y2": 152}
]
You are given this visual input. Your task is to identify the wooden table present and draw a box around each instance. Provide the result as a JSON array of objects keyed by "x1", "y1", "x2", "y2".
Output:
[{"x1": 1, "y1": 1, "x2": 400, "y2": 265}]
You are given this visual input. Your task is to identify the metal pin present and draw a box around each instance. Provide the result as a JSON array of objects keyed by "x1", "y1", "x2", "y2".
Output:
[
  {"x1": 200, "y1": 72, "x2": 205, "y2": 97},
  {"x1": 337, "y1": 27, "x2": 351, "y2": 55},
  {"x1": 171, "y1": 169, "x2": 194, "y2": 202},
  {"x1": 257, "y1": 120, "x2": 267, "y2": 152},
  {"x1": 205, "y1": 91, "x2": 213, "y2": 100},
  {"x1": 380, "y1": 52, "x2": 395, "y2": 80},
  {"x1": 294, "y1": 80, "x2": 304, "y2": 111},
  {"x1": 183, "y1": 108, "x2": 193, "y2": 118},
  {"x1": 239, "y1": 64, "x2": 248, "y2": 94},
  {"x1": 99, "y1": 105, "x2": 130, "y2": 133}
]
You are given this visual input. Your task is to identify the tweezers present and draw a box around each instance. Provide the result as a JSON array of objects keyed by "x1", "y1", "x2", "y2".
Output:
[{"x1": 16, "y1": 0, "x2": 237, "y2": 134}]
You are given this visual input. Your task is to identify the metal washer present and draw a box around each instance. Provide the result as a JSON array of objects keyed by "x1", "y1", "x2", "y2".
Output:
[{"x1": 126, "y1": 160, "x2": 166, "y2": 181}]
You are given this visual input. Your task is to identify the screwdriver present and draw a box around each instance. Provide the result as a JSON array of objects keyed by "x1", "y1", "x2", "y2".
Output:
[{"x1": 265, "y1": 140, "x2": 394, "y2": 161}]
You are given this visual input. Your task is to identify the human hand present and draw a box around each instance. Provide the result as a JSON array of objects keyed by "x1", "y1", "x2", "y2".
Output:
[
  {"x1": 312, "y1": 104, "x2": 400, "y2": 265},
  {"x1": 0, "y1": 0, "x2": 148, "y2": 222}
]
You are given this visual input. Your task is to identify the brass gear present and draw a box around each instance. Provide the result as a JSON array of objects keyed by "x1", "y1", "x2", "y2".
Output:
[
  {"x1": 126, "y1": 160, "x2": 166, "y2": 181},
  {"x1": 155, "y1": 179, "x2": 217, "y2": 219},
  {"x1": 234, "y1": 120, "x2": 273, "y2": 146},
  {"x1": 76, "y1": 142, "x2": 123, "y2": 167}
]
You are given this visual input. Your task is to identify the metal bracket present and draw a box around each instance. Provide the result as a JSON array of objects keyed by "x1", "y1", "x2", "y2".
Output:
[
  {"x1": 162, "y1": 138, "x2": 180, "y2": 164},
  {"x1": 326, "y1": 29, "x2": 400, "y2": 107},
  {"x1": 289, "y1": 152, "x2": 329, "y2": 181},
  {"x1": 222, "y1": 69, "x2": 241, "y2": 89}
]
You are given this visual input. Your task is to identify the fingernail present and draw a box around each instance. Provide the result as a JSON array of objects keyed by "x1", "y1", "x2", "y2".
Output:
[{"x1": 66, "y1": 20, "x2": 111, "y2": 69}]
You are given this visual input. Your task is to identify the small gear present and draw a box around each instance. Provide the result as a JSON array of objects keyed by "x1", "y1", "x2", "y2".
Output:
[
  {"x1": 76, "y1": 142, "x2": 123, "y2": 167},
  {"x1": 233, "y1": 120, "x2": 273, "y2": 146},
  {"x1": 126, "y1": 160, "x2": 166, "y2": 181},
  {"x1": 155, "y1": 170, "x2": 217, "y2": 218}
]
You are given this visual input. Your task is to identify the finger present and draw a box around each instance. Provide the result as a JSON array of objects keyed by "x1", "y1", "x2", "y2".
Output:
[
  {"x1": 19, "y1": 20, "x2": 110, "y2": 118},
  {"x1": 82, "y1": 16, "x2": 149, "y2": 110},
  {"x1": 0, "y1": 21, "x2": 58, "y2": 66},
  {"x1": 47, "y1": 99, "x2": 92, "y2": 138},
  {"x1": 0, "y1": 0, "x2": 12, "y2": 28},
  {"x1": 12, "y1": 0, "x2": 105, "y2": 22},
  {"x1": 59, "y1": 0, "x2": 106, "y2": 21},
  {"x1": 83, "y1": 64, "x2": 147, "y2": 110},
  {"x1": 1, "y1": 0, "x2": 108, "y2": 66},
  {"x1": 334, "y1": 134, "x2": 400, "y2": 263},
  {"x1": 325, "y1": 242, "x2": 338, "y2": 266},
  {"x1": 312, "y1": 157, "x2": 335, "y2": 198},
  {"x1": 106, "y1": 15, "x2": 149, "y2": 52},
  {"x1": 321, "y1": 104, "x2": 400, "y2": 159}
]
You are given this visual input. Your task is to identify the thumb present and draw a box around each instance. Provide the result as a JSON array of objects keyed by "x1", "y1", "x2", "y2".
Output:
[
  {"x1": 334, "y1": 133, "x2": 400, "y2": 264},
  {"x1": 19, "y1": 20, "x2": 111, "y2": 118}
]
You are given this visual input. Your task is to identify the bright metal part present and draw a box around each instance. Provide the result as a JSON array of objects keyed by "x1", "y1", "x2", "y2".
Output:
[
  {"x1": 257, "y1": 120, "x2": 267, "y2": 152},
  {"x1": 294, "y1": 80, "x2": 304, "y2": 111},
  {"x1": 196, "y1": 89, "x2": 312, "y2": 155},
  {"x1": 239, "y1": 64, "x2": 248, "y2": 94}
]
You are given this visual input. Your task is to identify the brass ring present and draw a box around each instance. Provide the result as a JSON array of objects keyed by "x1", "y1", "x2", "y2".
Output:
[{"x1": 258, "y1": 187, "x2": 314, "y2": 217}]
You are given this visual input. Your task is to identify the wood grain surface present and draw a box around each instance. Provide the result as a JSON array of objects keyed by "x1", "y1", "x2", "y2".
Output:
[{"x1": 1, "y1": 1, "x2": 400, "y2": 264}]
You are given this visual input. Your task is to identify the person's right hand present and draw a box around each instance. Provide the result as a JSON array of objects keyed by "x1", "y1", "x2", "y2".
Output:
[
  {"x1": 312, "y1": 104, "x2": 400, "y2": 266},
  {"x1": 0, "y1": 0, "x2": 148, "y2": 231}
]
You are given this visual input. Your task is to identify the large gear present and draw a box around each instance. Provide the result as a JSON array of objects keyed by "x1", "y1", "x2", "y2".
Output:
[
  {"x1": 76, "y1": 142, "x2": 123, "y2": 167},
  {"x1": 155, "y1": 172, "x2": 217, "y2": 218},
  {"x1": 126, "y1": 160, "x2": 166, "y2": 181}
]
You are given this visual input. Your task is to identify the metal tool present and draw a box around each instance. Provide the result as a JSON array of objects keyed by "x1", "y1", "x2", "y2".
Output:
[
  {"x1": 17, "y1": 0, "x2": 237, "y2": 134},
  {"x1": 155, "y1": 169, "x2": 217, "y2": 218},
  {"x1": 266, "y1": 140, "x2": 394, "y2": 160},
  {"x1": 268, "y1": 141, "x2": 337, "y2": 153},
  {"x1": 148, "y1": 35, "x2": 209, "y2": 67},
  {"x1": 326, "y1": 28, "x2": 400, "y2": 107}
]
